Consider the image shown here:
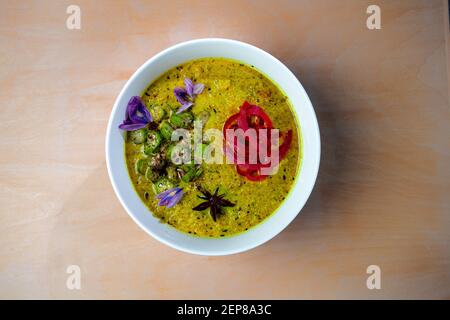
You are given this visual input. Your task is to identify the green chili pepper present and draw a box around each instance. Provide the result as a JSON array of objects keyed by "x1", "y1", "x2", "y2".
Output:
[
  {"x1": 150, "y1": 105, "x2": 166, "y2": 123},
  {"x1": 166, "y1": 144, "x2": 175, "y2": 161},
  {"x1": 145, "y1": 167, "x2": 160, "y2": 182},
  {"x1": 159, "y1": 121, "x2": 174, "y2": 140},
  {"x1": 147, "y1": 153, "x2": 166, "y2": 170},
  {"x1": 170, "y1": 112, "x2": 194, "y2": 128},
  {"x1": 129, "y1": 128, "x2": 147, "y2": 144},
  {"x1": 143, "y1": 130, "x2": 161, "y2": 154},
  {"x1": 153, "y1": 177, "x2": 175, "y2": 194},
  {"x1": 134, "y1": 158, "x2": 147, "y2": 175}
]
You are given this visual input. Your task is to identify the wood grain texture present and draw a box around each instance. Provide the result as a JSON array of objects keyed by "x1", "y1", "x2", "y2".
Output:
[{"x1": 0, "y1": 0, "x2": 449, "y2": 299}]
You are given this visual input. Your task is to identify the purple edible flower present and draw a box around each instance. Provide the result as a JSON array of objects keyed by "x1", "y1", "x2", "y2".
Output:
[
  {"x1": 155, "y1": 187, "x2": 183, "y2": 208},
  {"x1": 118, "y1": 96, "x2": 153, "y2": 131},
  {"x1": 173, "y1": 78, "x2": 204, "y2": 114}
]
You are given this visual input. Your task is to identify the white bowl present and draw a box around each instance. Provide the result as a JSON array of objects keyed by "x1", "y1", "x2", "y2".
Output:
[{"x1": 105, "y1": 38, "x2": 320, "y2": 256}]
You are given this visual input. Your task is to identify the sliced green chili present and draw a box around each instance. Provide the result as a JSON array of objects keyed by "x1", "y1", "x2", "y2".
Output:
[
  {"x1": 129, "y1": 128, "x2": 147, "y2": 144},
  {"x1": 159, "y1": 121, "x2": 174, "y2": 140},
  {"x1": 150, "y1": 105, "x2": 166, "y2": 123},
  {"x1": 134, "y1": 158, "x2": 147, "y2": 175},
  {"x1": 146, "y1": 130, "x2": 162, "y2": 153},
  {"x1": 170, "y1": 112, "x2": 194, "y2": 128},
  {"x1": 145, "y1": 167, "x2": 160, "y2": 182},
  {"x1": 153, "y1": 177, "x2": 175, "y2": 194}
]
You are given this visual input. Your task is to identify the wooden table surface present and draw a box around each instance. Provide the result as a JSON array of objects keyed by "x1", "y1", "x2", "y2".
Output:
[{"x1": 1, "y1": 0, "x2": 449, "y2": 299}]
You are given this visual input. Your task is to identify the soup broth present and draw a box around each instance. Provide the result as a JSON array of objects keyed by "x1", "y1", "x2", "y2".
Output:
[{"x1": 124, "y1": 58, "x2": 301, "y2": 237}]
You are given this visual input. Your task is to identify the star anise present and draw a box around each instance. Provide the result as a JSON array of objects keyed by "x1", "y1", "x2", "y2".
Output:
[{"x1": 192, "y1": 186, "x2": 235, "y2": 222}]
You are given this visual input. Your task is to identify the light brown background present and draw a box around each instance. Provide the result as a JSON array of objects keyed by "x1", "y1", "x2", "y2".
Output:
[{"x1": 1, "y1": 0, "x2": 449, "y2": 299}]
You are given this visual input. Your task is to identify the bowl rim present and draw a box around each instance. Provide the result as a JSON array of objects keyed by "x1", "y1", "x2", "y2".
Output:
[{"x1": 105, "y1": 38, "x2": 321, "y2": 255}]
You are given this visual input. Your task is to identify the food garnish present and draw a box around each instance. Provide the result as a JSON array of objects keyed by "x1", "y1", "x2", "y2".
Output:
[
  {"x1": 155, "y1": 187, "x2": 183, "y2": 208},
  {"x1": 223, "y1": 101, "x2": 293, "y2": 181},
  {"x1": 119, "y1": 96, "x2": 153, "y2": 131},
  {"x1": 173, "y1": 78, "x2": 204, "y2": 114},
  {"x1": 129, "y1": 128, "x2": 147, "y2": 144},
  {"x1": 127, "y1": 89, "x2": 209, "y2": 209},
  {"x1": 159, "y1": 120, "x2": 174, "y2": 140},
  {"x1": 193, "y1": 187, "x2": 235, "y2": 222}
]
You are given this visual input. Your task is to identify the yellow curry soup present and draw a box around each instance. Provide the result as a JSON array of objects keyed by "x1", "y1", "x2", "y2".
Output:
[{"x1": 124, "y1": 58, "x2": 300, "y2": 237}]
